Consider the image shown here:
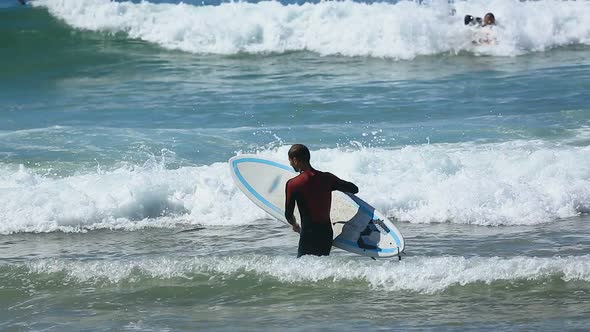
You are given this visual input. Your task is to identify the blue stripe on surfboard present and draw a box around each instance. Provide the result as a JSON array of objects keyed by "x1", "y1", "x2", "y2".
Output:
[
  {"x1": 234, "y1": 157, "x2": 294, "y2": 172},
  {"x1": 232, "y1": 156, "x2": 402, "y2": 252}
]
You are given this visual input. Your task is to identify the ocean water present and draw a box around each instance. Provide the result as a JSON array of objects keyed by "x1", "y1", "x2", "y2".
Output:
[{"x1": 1, "y1": 0, "x2": 590, "y2": 330}]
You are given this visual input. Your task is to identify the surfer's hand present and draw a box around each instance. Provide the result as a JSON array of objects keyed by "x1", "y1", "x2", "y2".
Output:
[{"x1": 292, "y1": 223, "x2": 301, "y2": 233}]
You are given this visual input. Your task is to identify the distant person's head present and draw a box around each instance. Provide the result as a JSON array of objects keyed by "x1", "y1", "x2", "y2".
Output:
[
  {"x1": 483, "y1": 13, "x2": 496, "y2": 26},
  {"x1": 288, "y1": 144, "x2": 310, "y2": 172}
]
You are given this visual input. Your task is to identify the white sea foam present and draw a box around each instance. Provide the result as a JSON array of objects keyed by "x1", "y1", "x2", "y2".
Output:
[
  {"x1": 21, "y1": 255, "x2": 590, "y2": 293},
  {"x1": 1, "y1": 141, "x2": 589, "y2": 233},
  {"x1": 31, "y1": 0, "x2": 590, "y2": 59},
  {"x1": 0, "y1": 161, "x2": 267, "y2": 234}
]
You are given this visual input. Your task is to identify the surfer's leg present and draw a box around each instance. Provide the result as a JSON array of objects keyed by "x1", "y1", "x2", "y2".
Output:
[
  {"x1": 316, "y1": 227, "x2": 333, "y2": 256},
  {"x1": 297, "y1": 226, "x2": 333, "y2": 257},
  {"x1": 297, "y1": 232, "x2": 313, "y2": 257}
]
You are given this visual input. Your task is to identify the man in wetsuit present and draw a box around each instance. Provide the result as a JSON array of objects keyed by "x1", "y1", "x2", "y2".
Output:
[{"x1": 284, "y1": 144, "x2": 359, "y2": 257}]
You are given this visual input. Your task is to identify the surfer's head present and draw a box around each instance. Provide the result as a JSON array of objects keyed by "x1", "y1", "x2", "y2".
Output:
[
  {"x1": 288, "y1": 144, "x2": 310, "y2": 172},
  {"x1": 483, "y1": 13, "x2": 495, "y2": 26}
]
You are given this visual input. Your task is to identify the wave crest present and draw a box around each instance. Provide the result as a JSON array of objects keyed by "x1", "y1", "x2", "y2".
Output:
[
  {"x1": 32, "y1": 0, "x2": 590, "y2": 59},
  {"x1": 1, "y1": 142, "x2": 589, "y2": 233}
]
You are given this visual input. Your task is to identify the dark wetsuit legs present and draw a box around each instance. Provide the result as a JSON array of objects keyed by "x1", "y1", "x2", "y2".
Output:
[{"x1": 297, "y1": 224, "x2": 333, "y2": 258}]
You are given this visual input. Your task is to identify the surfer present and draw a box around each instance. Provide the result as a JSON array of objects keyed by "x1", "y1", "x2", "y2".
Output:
[
  {"x1": 465, "y1": 12, "x2": 497, "y2": 44},
  {"x1": 284, "y1": 144, "x2": 359, "y2": 257}
]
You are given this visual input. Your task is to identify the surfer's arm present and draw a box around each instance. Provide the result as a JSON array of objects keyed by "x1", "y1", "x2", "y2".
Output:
[
  {"x1": 285, "y1": 211, "x2": 297, "y2": 226},
  {"x1": 330, "y1": 174, "x2": 359, "y2": 194},
  {"x1": 284, "y1": 180, "x2": 298, "y2": 226}
]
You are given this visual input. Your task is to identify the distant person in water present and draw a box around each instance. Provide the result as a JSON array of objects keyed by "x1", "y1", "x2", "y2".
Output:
[
  {"x1": 464, "y1": 12, "x2": 497, "y2": 44},
  {"x1": 18, "y1": 0, "x2": 26, "y2": 5},
  {"x1": 464, "y1": 12, "x2": 496, "y2": 27},
  {"x1": 284, "y1": 144, "x2": 359, "y2": 258}
]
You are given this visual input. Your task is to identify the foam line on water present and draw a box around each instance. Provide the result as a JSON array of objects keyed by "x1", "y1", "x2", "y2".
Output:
[{"x1": 11, "y1": 255, "x2": 590, "y2": 293}]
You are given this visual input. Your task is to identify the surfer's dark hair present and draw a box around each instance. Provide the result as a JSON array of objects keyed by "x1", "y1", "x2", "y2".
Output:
[
  {"x1": 288, "y1": 144, "x2": 310, "y2": 162},
  {"x1": 464, "y1": 14, "x2": 483, "y2": 26},
  {"x1": 464, "y1": 15, "x2": 474, "y2": 25}
]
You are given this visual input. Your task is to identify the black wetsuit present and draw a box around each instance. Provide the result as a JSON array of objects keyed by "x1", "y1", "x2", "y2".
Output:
[{"x1": 285, "y1": 168, "x2": 358, "y2": 257}]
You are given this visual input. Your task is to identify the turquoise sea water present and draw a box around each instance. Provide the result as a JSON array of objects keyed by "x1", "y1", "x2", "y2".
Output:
[{"x1": 2, "y1": 0, "x2": 590, "y2": 330}]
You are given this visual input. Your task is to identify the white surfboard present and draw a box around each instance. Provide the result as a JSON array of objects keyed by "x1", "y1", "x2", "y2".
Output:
[{"x1": 229, "y1": 154, "x2": 405, "y2": 258}]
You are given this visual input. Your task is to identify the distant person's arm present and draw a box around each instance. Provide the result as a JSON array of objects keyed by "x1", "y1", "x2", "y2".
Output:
[
  {"x1": 284, "y1": 180, "x2": 301, "y2": 233},
  {"x1": 331, "y1": 174, "x2": 359, "y2": 194}
]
